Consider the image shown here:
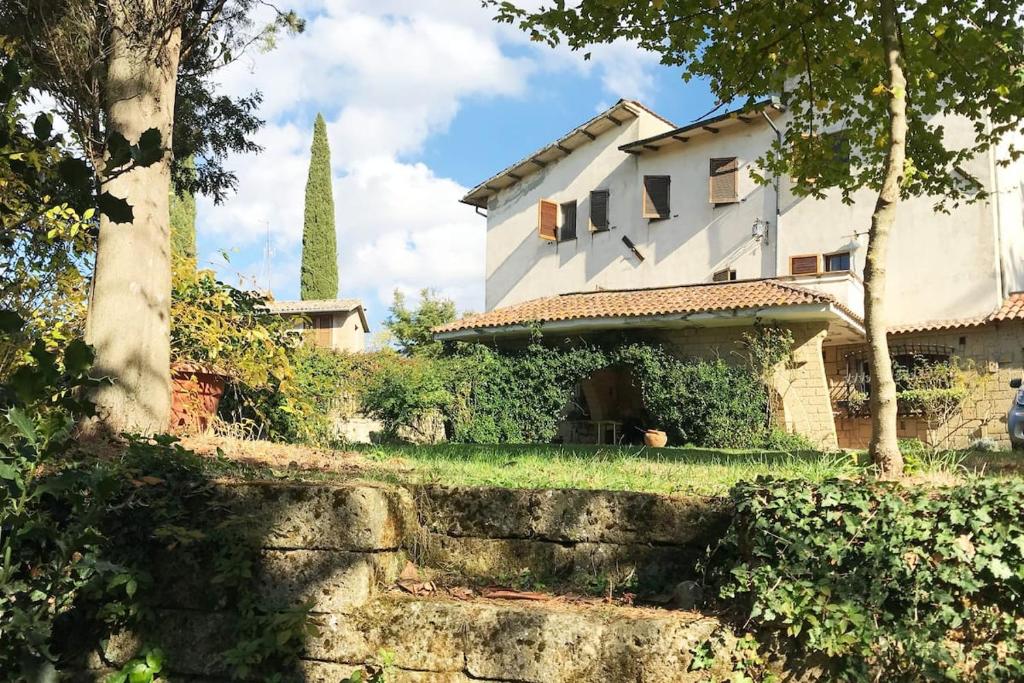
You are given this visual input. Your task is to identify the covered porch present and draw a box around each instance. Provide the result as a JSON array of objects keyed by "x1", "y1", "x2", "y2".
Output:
[{"x1": 435, "y1": 278, "x2": 866, "y2": 449}]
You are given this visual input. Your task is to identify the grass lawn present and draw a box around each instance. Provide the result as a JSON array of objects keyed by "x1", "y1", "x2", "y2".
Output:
[
  {"x1": 349, "y1": 443, "x2": 1021, "y2": 496},
  {"x1": 185, "y1": 436, "x2": 1023, "y2": 497}
]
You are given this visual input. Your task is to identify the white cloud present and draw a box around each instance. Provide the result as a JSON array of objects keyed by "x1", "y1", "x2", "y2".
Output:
[{"x1": 197, "y1": 0, "x2": 665, "y2": 319}]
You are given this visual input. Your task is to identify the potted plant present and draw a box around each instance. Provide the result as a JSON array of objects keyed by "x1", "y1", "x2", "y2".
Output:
[{"x1": 170, "y1": 262, "x2": 294, "y2": 435}]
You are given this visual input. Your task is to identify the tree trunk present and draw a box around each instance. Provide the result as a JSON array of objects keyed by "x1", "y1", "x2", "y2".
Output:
[
  {"x1": 85, "y1": 14, "x2": 181, "y2": 435},
  {"x1": 864, "y1": 0, "x2": 906, "y2": 477}
]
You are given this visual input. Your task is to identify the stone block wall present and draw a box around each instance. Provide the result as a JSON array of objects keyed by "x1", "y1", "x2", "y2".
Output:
[
  {"x1": 825, "y1": 320, "x2": 1024, "y2": 449},
  {"x1": 82, "y1": 481, "x2": 736, "y2": 682}
]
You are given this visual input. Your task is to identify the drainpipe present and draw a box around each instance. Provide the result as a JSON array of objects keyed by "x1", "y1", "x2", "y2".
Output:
[{"x1": 762, "y1": 109, "x2": 784, "y2": 277}]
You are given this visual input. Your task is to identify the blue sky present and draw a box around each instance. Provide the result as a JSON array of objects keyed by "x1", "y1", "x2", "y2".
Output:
[{"x1": 195, "y1": 1, "x2": 718, "y2": 338}]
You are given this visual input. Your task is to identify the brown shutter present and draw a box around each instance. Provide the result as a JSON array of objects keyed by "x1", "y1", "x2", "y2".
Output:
[
  {"x1": 790, "y1": 254, "x2": 820, "y2": 275},
  {"x1": 538, "y1": 199, "x2": 558, "y2": 241},
  {"x1": 560, "y1": 200, "x2": 577, "y2": 241},
  {"x1": 643, "y1": 175, "x2": 671, "y2": 219},
  {"x1": 590, "y1": 190, "x2": 610, "y2": 231},
  {"x1": 709, "y1": 157, "x2": 738, "y2": 204},
  {"x1": 315, "y1": 314, "x2": 332, "y2": 347},
  {"x1": 712, "y1": 268, "x2": 736, "y2": 282}
]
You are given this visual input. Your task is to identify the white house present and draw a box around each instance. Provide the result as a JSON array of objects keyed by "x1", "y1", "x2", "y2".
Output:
[{"x1": 436, "y1": 99, "x2": 1024, "y2": 449}]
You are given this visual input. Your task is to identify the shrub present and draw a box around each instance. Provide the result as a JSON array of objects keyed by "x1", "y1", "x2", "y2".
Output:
[
  {"x1": 707, "y1": 477, "x2": 1024, "y2": 680},
  {"x1": 361, "y1": 353, "x2": 450, "y2": 441}
]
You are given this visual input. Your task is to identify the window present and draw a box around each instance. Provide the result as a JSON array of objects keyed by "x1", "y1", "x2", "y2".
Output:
[
  {"x1": 824, "y1": 251, "x2": 851, "y2": 272},
  {"x1": 590, "y1": 189, "x2": 610, "y2": 231},
  {"x1": 712, "y1": 268, "x2": 737, "y2": 282},
  {"x1": 642, "y1": 175, "x2": 671, "y2": 219},
  {"x1": 538, "y1": 199, "x2": 558, "y2": 241},
  {"x1": 709, "y1": 157, "x2": 739, "y2": 205},
  {"x1": 791, "y1": 131, "x2": 851, "y2": 183},
  {"x1": 560, "y1": 200, "x2": 577, "y2": 241},
  {"x1": 790, "y1": 254, "x2": 820, "y2": 275}
]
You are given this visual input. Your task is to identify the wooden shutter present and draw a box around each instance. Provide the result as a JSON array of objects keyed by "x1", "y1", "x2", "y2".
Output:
[
  {"x1": 315, "y1": 314, "x2": 332, "y2": 347},
  {"x1": 538, "y1": 199, "x2": 558, "y2": 241},
  {"x1": 790, "y1": 254, "x2": 820, "y2": 275},
  {"x1": 643, "y1": 175, "x2": 671, "y2": 219},
  {"x1": 560, "y1": 201, "x2": 577, "y2": 241},
  {"x1": 709, "y1": 157, "x2": 738, "y2": 204},
  {"x1": 590, "y1": 190, "x2": 610, "y2": 231},
  {"x1": 712, "y1": 268, "x2": 736, "y2": 282}
]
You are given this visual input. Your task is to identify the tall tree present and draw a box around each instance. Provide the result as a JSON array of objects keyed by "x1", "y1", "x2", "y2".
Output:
[
  {"x1": 2, "y1": 1, "x2": 302, "y2": 434},
  {"x1": 301, "y1": 113, "x2": 338, "y2": 300},
  {"x1": 171, "y1": 156, "x2": 197, "y2": 266},
  {"x1": 385, "y1": 288, "x2": 457, "y2": 357},
  {"x1": 491, "y1": 0, "x2": 1024, "y2": 475}
]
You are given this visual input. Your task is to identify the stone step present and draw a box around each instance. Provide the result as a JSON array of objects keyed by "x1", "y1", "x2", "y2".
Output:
[{"x1": 122, "y1": 595, "x2": 731, "y2": 682}]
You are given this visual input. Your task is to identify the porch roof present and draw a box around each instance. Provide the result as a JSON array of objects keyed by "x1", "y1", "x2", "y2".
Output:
[
  {"x1": 888, "y1": 291, "x2": 1024, "y2": 335},
  {"x1": 434, "y1": 279, "x2": 863, "y2": 340}
]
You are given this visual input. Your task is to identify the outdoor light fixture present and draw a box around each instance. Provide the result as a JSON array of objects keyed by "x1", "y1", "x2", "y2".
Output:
[{"x1": 752, "y1": 217, "x2": 769, "y2": 244}]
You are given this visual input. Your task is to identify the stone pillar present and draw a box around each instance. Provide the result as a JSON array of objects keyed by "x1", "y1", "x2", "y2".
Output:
[{"x1": 774, "y1": 323, "x2": 840, "y2": 449}]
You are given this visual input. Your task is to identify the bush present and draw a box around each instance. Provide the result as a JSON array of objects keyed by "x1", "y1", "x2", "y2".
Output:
[
  {"x1": 361, "y1": 353, "x2": 450, "y2": 440},
  {"x1": 707, "y1": 477, "x2": 1024, "y2": 679}
]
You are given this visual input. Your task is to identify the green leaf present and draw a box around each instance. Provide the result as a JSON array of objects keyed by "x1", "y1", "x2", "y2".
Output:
[
  {"x1": 97, "y1": 192, "x2": 134, "y2": 224},
  {"x1": 0, "y1": 310, "x2": 24, "y2": 334},
  {"x1": 7, "y1": 407, "x2": 37, "y2": 445},
  {"x1": 58, "y1": 157, "x2": 93, "y2": 192},
  {"x1": 106, "y1": 132, "x2": 132, "y2": 169},
  {"x1": 33, "y1": 112, "x2": 53, "y2": 140},
  {"x1": 134, "y1": 128, "x2": 163, "y2": 166},
  {"x1": 63, "y1": 339, "x2": 94, "y2": 376}
]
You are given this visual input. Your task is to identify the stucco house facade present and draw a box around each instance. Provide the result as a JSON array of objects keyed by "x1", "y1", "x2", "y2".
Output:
[
  {"x1": 266, "y1": 299, "x2": 369, "y2": 353},
  {"x1": 436, "y1": 99, "x2": 1024, "y2": 449}
]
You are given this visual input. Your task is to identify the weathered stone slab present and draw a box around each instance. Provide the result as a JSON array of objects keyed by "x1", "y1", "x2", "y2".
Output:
[
  {"x1": 257, "y1": 549, "x2": 404, "y2": 613},
  {"x1": 419, "y1": 533, "x2": 697, "y2": 593},
  {"x1": 415, "y1": 484, "x2": 730, "y2": 546},
  {"x1": 308, "y1": 599, "x2": 467, "y2": 673},
  {"x1": 218, "y1": 482, "x2": 416, "y2": 551},
  {"x1": 310, "y1": 595, "x2": 728, "y2": 682}
]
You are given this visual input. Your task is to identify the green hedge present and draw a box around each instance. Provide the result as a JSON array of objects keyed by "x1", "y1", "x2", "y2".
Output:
[{"x1": 708, "y1": 477, "x2": 1024, "y2": 679}]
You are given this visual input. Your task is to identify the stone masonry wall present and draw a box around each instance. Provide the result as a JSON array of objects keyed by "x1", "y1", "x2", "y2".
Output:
[
  {"x1": 81, "y1": 481, "x2": 736, "y2": 683},
  {"x1": 825, "y1": 320, "x2": 1024, "y2": 449}
]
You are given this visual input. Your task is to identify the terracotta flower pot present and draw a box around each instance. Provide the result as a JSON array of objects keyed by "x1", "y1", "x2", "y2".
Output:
[
  {"x1": 169, "y1": 362, "x2": 227, "y2": 436},
  {"x1": 643, "y1": 429, "x2": 668, "y2": 448}
]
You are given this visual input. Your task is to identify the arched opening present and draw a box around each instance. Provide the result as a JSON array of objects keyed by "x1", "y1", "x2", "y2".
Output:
[{"x1": 560, "y1": 366, "x2": 647, "y2": 445}]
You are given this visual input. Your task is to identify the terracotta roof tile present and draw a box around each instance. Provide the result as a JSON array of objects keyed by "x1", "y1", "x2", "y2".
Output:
[
  {"x1": 992, "y1": 291, "x2": 1024, "y2": 322},
  {"x1": 888, "y1": 292, "x2": 1024, "y2": 335},
  {"x1": 435, "y1": 279, "x2": 855, "y2": 335}
]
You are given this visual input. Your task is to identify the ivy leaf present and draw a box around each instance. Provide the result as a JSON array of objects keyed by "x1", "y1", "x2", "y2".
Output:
[
  {"x1": 97, "y1": 192, "x2": 134, "y2": 224},
  {"x1": 63, "y1": 339, "x2": 94, "y2": 376},
  {"x1": 988, "y1": 558, "x2": 1012, "y2": 580}
]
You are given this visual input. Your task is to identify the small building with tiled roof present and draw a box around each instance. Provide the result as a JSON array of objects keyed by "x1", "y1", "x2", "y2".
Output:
[
  {"x1": 265, "y1": 298, "x2": 369, "y2": 353},
  {"x1": 442, "y1": 96, "x2": 1024, "y2": 449}
]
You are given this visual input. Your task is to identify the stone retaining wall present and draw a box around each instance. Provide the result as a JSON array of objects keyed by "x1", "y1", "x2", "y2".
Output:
[{"x1": 82, "y1": 481, "x2": 735, "y2": 682}]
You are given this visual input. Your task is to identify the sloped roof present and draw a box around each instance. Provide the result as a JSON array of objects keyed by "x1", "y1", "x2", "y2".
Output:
[
  {"x1": 435, "y1": 279, "x2": 858, "y2": 337},
  {"x1": 264, "y1": 299, "x2": 369, "y2": 330},
  {"x1": 619, "y1": 98, "x2": 783, "y2": 155},
  {"x1": 460, "y1": 99, "x2": 675, "y2": 209},
  {"x1": 889, "y1": 292, "x2": 1024, "y2": 335}
]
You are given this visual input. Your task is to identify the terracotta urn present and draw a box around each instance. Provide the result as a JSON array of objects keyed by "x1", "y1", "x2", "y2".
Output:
[
  {"x1": 643, "y1": 429, "x2": 668, "y2": 448},
  {"x1": 169, "y1": 362, "x2": 228, "y2": 436}
]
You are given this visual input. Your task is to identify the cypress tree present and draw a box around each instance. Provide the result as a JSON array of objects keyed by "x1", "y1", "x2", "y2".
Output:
[
  {"x1": 300, "y1": 113, "x2": 338, "y2": 300},
  {"x1": 170, "y1": 157, "x2": 197, "y2": 267}
]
